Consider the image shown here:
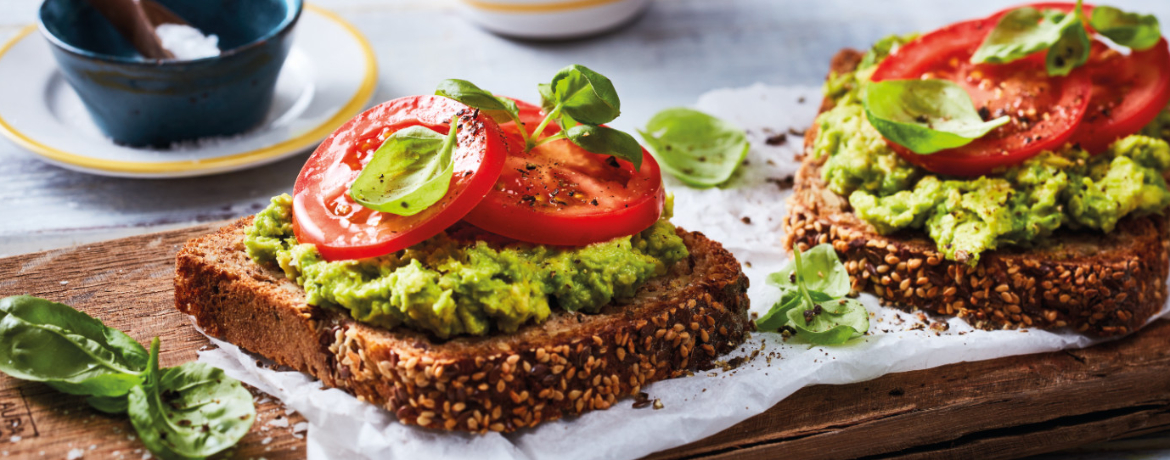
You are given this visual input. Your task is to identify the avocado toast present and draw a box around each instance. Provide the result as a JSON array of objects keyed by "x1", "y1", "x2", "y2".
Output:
[
  {"x1": 174, "y1": 68, "x2": 752, "y2": 432},
  {"x1": 788, "y1": 3, "x2": 1170, "y2": 336}
]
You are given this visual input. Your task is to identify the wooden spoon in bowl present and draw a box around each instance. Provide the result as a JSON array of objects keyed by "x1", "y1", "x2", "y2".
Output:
[{"x1": 84, "y1": 0, "x2": 190, "y2": 60}]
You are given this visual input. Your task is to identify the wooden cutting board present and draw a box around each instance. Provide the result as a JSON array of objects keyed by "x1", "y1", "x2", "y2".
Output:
[{"x1": 1, "y1": 222, "x2": 1169, "y2": 460}]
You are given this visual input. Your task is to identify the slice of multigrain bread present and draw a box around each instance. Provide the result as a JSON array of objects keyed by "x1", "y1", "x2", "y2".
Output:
[
  {"x1": 786, "y1": 49, "x2": 1170, "y2": 337},
  {"x1": 174, "y1": 217, "x2": 751, "y2": 433}
]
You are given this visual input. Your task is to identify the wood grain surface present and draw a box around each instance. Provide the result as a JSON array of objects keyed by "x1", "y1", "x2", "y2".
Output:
[{"x1": 1, "y1": 223, "x2": 1169, "y2": 459}]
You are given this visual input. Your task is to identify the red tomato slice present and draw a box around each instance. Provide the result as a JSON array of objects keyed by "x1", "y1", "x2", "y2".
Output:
[
  {"x1": 978, "y1": 3, "x2": 1170, "y2": 154},
  {"x1": 1073, "y1": 40, "x2": 1170, "y2": 153},
  {"x1": 293, "y1": 95, "x2": 507, "y2": 261},
  {"x1": 462, "y1": 99, "x2": 665, "y2": 246},
  {"x1": 871, "y1": 17, "x2": 1092, "y2": 176}
]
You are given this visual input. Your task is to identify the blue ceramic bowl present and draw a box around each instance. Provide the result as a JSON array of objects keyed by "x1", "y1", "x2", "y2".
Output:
[{"x1": 38, "y1": 0, "x2": 303, "y2": 147}]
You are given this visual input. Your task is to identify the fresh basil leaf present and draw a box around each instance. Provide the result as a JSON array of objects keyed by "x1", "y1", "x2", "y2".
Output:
[
  {"x1": 756, "y1": 288, "x2": 801, "y2": 332},
  {"x1": 864, "y1": 79, "x2": 1011, "y2": 154},
  {"x1": 0, "y1": 296, "x2": 146, "y2": 397},
  {"x1": 792, "y1": 243, "x2": 851, "y2": 297},
  {"x1": 537, "y1": 82, "x2": 556, "y2": 113},
  {"x1": 785, "y1": 298, "x2": 869, "y2": 345},
  {"x1": 564, "y1": 124, "x2": 644, "y2": 170},
  {"x1": 87, "y1": 394, "x2": 129, "y2": 414},
  {"x1": 638, "y1": 108, "x2": 750, "y2": 188},
  {"x1": 549, "y1": 64, "x2": 621, "y2": 125},
  {"x1": 758, "y1": 243, "x2": 849, "y2": 332},
  {"x1": 1091, "y1": 6, "x2": 1162, "y2": 51},
  {"x1": 129, "y1": 338, "x2": 255, "y2": 460},
  {"x1": 435, "y1": 79, "x2": 518, "y2": 124},
  {"x1": 350, "y1": 124, "x2": 458, "y2": 216},
  {"x1": 1047, "y1": 7, "x2": 1091, "y2": 76},
  {"x1": 973, "y1": 7, "x2": 1063, "y2": 64}
]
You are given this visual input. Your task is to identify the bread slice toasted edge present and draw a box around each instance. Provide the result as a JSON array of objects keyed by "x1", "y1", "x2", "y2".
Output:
[
  {"x1": 174, "y1": 216, "x2": 751, "y2": 433},
  {"x1": 785, "y1": 49, "x2": 1170, "y2": 337}
]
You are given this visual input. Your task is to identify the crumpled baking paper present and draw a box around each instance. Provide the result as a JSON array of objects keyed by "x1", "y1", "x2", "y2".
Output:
[{"x1": 196, "y1": 84, "x2": 1170, "y2": 460}]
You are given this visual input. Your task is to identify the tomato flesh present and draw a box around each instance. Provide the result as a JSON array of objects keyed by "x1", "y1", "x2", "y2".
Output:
[
  {"x1": 462, "y1": 99, "x2": 665, "y2": 246},
  {"x1": 1072, "y1": 39, "x2": 1170, "y2": 153},
  {"x1": 293, "y1": 96, "x2": 507, "y2": 261},
  {"x1": 871, "y1": 17, "x2": 1092, "y2": 176}
]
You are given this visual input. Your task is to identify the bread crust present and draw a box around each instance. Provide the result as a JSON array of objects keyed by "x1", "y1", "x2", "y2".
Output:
[
  {"x1": 175, "y1": 217, "x2": 751, "y2": 432},
  {"x1": 786, "y1": 49, "x2": 1170, "y2": 336}
]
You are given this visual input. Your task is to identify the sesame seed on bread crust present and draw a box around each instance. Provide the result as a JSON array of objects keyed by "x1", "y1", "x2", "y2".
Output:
[
  {"x1": 786, "y1": 49, "x2": 1170, "y2": 337},
  {"x1": 174, "y1": 217, "x2": 751, "y2": 433}
]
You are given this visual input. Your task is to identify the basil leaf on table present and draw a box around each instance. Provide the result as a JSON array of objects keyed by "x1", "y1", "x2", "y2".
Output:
[
  {"x1": 88, "y1": 394, "x2": 130, "y2": 414},
  {"x1": 785, "y1": 297, "x2": 870, "y2": 344},
  {"x1": 1090, "y1": 6, "x2": 1162, "y2": 51},
  {"x1": 0, "y1": 295, "x2": 147, "y2": 397},
  {"x1": 349, "y1": 122, "x2": 458, "y2": 216},
  {"x1": 863, "y1": 79, "x2": 1011, "y2": 154},
  {"x1": 765, "y1": 243, "x2": 851, "y2": 298},
  {"x1": 548, "y1": 64, "x2": 621, "y2": 125},
  {"x1": 755, "y1": 288, "x2": 801, "y2": 332},
  {"x1": 637, "y1": 108, "x2": 750, "y2": 188},
  {"x1": 564, "y1": 124, "x2": 644, "y2": 170},
  {"x1": 435, "y1": 79, "x2": 519, "y2": 124},
  {"x1": 755, "y1": 244, "x2": 870, "y2": 345},
  {"x1": 129, "y1": 338, "x2": 255, "y2": 460}
]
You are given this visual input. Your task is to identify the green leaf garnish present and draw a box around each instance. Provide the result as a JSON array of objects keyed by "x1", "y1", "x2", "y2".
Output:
[
  {"x1": 785, "y1": 297, "x2": 871, "y2": 343},
  {"x1": 349, "y1": 121, "x2": 458, "y2": 216},
  {"x1": 0, "y1": 295, "x2": 147, "y2": 397},
  {"x1": 1091, "y1": 6, "x2": 1162, "y2": 51},
  {"x1": 547, "y1": 64, "x2": 621, "y2": 125},
  {"x1": 1046, "y1": 12, "x2": 1092, "y2": 76},
  {"x1": 969, "y1": 1, "x2": 1156, "y2": 76},
  {"x1": 755, "y1": 244, "x2": 869, "y2": 345},
  {"x1": 0, "y1": 296, "x2": 256, "y2": 459},
  {"x1": 435, "y1": 79, "x2": 518, "y2": 123},
  {"x1": 765, "y1": 243, "x2": 850, "y2": 298},
  {"x1": 564, "y1": 124, "x2": 644, "y2": 169},
  {"x1": 436, "y1": 65, "x2": 644, "y2": 170},
  {"x1": 637, "y1": 108, "x2": 750, "y2": 188},
  {"x1": 129, "y1": 338, "x2": 255, "y2": 460},
  {"x1": 435, "y1": 79, "x2": 527, "y2": 145},
  {"x1": 863, "y1": 79, "x2": 1011, "y2": 154},
  {"x1": 972, "y1": 7, "x2": 1072, "y2": 65}
]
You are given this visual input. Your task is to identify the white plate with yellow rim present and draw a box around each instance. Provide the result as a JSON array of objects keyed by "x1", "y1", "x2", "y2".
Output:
[
  {"x1": 0, "y1": 4, "x2": 377, "y2": 179},
  {"x1": 459, "y1": 0, "x2": 650, "y2": 39}
]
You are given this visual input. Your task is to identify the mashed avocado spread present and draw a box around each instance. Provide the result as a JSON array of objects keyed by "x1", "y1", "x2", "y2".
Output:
[
  {"x1": 244, "y1": 194, "x2": 689, "y2": 339},
  {"x1": 814, "y1": 34, "x2": 1170, "y2": 264}
]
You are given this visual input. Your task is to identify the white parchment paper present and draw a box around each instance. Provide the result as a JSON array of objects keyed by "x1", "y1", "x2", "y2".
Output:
[{"x1": 196, "y1": 84, "x2": 1170, "y2": 460}]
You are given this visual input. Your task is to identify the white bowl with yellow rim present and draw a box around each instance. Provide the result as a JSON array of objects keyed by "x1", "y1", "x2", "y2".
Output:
[{"x1": 459, "y1": 0, "x2": 650, "y2": 40}]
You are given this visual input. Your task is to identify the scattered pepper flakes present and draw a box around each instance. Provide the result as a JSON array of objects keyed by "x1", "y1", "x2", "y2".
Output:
[{"x1": 764, "y1": 132, "x2": 787, "y2": 146}]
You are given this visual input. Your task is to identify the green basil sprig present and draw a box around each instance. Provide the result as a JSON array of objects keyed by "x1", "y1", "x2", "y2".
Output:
[
  {"x1": 436, "y1": 64, "x2": 644, "y2": 169},
  {"x1": 0, "y1": 295, "x2": 148, "y2": 398},
  {"x1": 435, "y1": 80, "x2": 527, "y2": 146},
  {"x1": 130, "y1": 338, "x2": 255, "y2": 460},
  {"x1": 349, "y1": 120, "x2": 458, "y2": 216},
  {"x1": 973, "y1": 1, "x2": 1162, "y2": 76},
  {"x1": 637, "y1": 107, "x2": 750, "y2": 188},
  {"x1": 972, "y1": 4, "x2": 1090, "y2": 76},
  {"x1": 1090, "y1": 6, "x2": 1162, "y2": 51},
  {"x1": 0, "y1": 296, "x2": 254, "y2": 459},
  {"x1": 863, "y1": 79, "x2": 1011, "y2": 154},
  {"x1": 756, "y1": 244, "x2": 869, "y2": 345}
]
